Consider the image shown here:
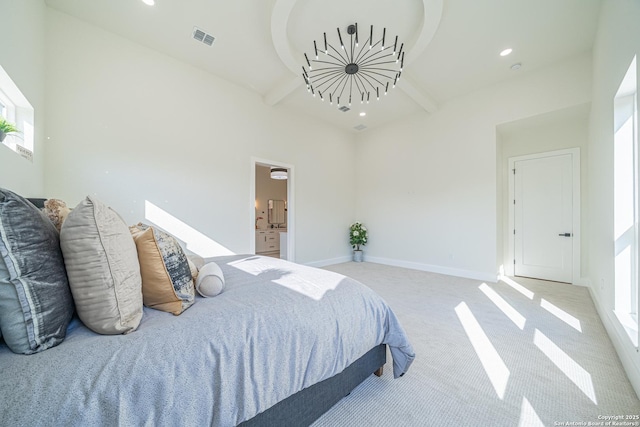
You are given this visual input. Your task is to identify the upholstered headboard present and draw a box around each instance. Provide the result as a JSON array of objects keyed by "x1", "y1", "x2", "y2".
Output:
[{"x1": 27, "y1": 198, "x2": 47, "y2": 209}]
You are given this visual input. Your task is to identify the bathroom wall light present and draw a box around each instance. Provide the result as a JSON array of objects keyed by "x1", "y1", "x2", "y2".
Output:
[{"x1": 270, "y1": 167, "x2": 288, "y2": 180}]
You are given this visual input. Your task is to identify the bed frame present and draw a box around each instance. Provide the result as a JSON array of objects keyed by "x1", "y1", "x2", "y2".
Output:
[{"x1": 240, "y1": 344, "x2": 386, "y2": 426}]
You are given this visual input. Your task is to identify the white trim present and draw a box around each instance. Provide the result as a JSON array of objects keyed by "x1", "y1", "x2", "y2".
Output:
[
  {"x1": 305, "y1": 255, "x2": 497, "y2": 282},
  {"x1": 507, "y1": 148, "x2": 581, "y2": 284},
  {"x1": 305, "y1": 256, "x2": 352, "y2": 268},
  {"x1": 366, "y1": 256, "x2": 498, "y2": 282},
  {"x1": 588, "y1": 286, "x2": 640, "y2": 398},
  {"x1": 572, "y1": 277, "x2": 591, "y2": 287},
  {"x1": 250, "y1": 157, "x2": 295, "y2": 262}
]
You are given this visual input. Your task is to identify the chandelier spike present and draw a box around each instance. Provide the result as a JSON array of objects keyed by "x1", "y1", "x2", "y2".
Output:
[{"x1": 381, "y1": 28, "x2": 386, "y2": 51}]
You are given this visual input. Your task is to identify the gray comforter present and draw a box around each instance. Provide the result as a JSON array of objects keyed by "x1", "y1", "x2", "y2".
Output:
[{"x1": 0, "y1": 255, "x2": 414, "y2": 426}]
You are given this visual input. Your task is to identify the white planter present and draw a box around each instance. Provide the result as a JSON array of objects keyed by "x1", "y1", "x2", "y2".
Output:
[{"x1": 353, "y1": 250, "x2": 363, "y2": 262}]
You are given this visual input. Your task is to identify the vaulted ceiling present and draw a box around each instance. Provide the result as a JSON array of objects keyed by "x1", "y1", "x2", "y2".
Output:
[{"x1": 44, "y1": 0, "x2": 602, "y2": 132}]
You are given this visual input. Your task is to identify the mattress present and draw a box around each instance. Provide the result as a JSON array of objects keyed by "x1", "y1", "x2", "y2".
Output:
[{"x1": 0, "y1": 254, "x2": 414, "y2": 426}]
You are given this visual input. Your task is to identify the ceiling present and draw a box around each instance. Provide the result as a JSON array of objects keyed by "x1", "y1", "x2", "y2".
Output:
[{"x1": 44, "y1": 0, "x2": 602, "y2": 132}]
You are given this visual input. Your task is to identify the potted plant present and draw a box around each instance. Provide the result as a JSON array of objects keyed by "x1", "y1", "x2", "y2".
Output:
[
  {"x1": 349, "y1": 221, "x2": 368, "y2": 262},
  {"x1": 0, "y1": 117, "x2": 19, "y2": 143}
]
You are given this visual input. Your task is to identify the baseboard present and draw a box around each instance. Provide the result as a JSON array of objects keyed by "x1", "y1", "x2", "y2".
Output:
[
  {"x1": 587, "y1": 286, "x2": 640, "y2": 399},
  {"x1": 305, "y1": 256, "x2": 352, "y2": 268},
  {"x1": 573, "y1": 277, "x2": 591, "y2": 287},
  {"x1": 308, "y1": 255, "x2": 585, "y2": 287},
  {"x1": 364, "y1": 256, "x2": 498, "y2": 282}
]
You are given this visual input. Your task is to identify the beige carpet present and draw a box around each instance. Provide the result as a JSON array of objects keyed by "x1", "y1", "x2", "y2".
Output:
[{"x1": 312, "y1": 262, "x2": 640, "y2": 427}]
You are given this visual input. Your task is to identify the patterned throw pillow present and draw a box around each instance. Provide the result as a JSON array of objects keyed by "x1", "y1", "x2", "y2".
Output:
[
  {"x1": 42, "y1": 198, "x2": 71, "y2": 232},
  {"x1": 129, "y1": 223, "x2": 195, "y2": 315},
  {"x1": 0, "y1": 188, "x2": 74, "y2": 354}
]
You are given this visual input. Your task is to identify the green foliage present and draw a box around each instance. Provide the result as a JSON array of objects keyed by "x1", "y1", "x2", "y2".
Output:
[
  {"x1": 0, "y1": 117, "x2": 19, "y2": 134},
  {"x1": 349, "y1": 221, "x2": 368, "y2": 251}
]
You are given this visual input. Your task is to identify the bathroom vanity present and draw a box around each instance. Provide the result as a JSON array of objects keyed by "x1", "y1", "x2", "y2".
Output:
[
  {"x1": 256, "y1": 199, "x2": 287, "y2": 257},
  {"x1": 255, "y1": 229, "x2": 280, "y2": 256}
]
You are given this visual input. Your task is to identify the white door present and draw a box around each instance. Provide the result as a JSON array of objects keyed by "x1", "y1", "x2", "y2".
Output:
[{"x1": 514, "y1": 154, "x2": 573, "y2": 283}]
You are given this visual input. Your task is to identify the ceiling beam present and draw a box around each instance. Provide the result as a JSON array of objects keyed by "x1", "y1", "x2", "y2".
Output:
[
  {"x1": 399, "y1": 76, "x2": 439, "y2": 113},
  {"x1": 264, "y1": 77, "x2": 301, "y2": 106}
]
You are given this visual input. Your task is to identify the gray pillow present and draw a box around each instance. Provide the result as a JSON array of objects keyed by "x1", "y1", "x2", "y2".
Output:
[
  {"x1": 60, "y1": 196, "x2": 143, "y2": 335},
  {"x1": 0, "y1": 188, "x2": 74, "y2": 354}
]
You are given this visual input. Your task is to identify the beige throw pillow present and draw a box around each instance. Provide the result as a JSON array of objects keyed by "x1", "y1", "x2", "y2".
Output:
[{"x1": 60, "y1": 196, "x2": 143, "y2": 335}]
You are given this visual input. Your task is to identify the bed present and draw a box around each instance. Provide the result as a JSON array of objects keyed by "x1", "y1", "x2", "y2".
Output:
[{"x1": 0, "y1": 244, "x2": 414, "y2": 426}]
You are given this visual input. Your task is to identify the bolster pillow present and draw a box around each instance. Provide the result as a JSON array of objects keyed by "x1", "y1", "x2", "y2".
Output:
[{"x1": 196, "y1": 262, "x2": 225, "y2": 297}]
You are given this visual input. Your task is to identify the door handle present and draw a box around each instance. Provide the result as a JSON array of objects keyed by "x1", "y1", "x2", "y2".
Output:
[{"x1": 558, "y1": 233, "x2": 572, "y2": 237}]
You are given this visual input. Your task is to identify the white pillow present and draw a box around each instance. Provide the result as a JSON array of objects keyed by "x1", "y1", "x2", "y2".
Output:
[{"x1": 196, "y1": 262, "x2": 225, "y2": 297}]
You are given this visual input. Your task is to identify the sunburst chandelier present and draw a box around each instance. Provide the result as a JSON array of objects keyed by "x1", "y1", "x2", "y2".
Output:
[{"x1": 301, "y1": 23, "x2": 404, "y2": 107}]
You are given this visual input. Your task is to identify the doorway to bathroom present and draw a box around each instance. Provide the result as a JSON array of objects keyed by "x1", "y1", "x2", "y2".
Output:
[{"x1": 250, "y1": 158, "x2": 294, "y2": 261}]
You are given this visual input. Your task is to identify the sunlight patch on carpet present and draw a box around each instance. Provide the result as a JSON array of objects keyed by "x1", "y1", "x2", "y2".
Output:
[
  {"x1": 499, "y1": 276, "x2": 535, "y2": 300},
  {"x1": 541, "y1": 298, "x2": 582, "y2": 332},
  {"x1": 518, "y1": 396, "x2": 545, "y2": 427},
  {"x1": 455, "y1": 302, "x2": 510, "y2": 399},
  {"x1": 534, "y1": 329, "x2": 596, "y2": 404},
  {"x1": 479, "y1": 283, "x2": 526, "y2": 330}
]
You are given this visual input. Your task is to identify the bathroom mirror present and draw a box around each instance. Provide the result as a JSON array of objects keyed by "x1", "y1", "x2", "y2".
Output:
[{"x1": 268, "y1": 199, "x2": 286, "y2": 224}]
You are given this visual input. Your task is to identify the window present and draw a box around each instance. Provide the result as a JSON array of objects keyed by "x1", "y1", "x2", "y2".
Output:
[
  {"x1": 614, "y1": 56, "x2": 639, "y2": 346},
  {"x1": 0, "y1": 65, "x2": 35, "y2": 161},
  {"x1": 0, "y1": 88, "x2": 16, "y2": 123}
]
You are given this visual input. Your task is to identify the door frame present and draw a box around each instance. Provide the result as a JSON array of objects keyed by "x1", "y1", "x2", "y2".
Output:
[
  {"x1": 507, "y1": 148, "x2": 580, "y2": 283},
  {"x1": 250, "y1": 157, "x2": 295, "y2": 262}
]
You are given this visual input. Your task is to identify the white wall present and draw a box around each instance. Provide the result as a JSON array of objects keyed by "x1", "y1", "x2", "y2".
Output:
[
  {"x1": 0, "y1": 0, "x2": 46, "y2": 196},
  {"x1": 43, "y1": 9, "x2": 356, "y2": 265},
  {"x1": 587, "y1": 0, "x2": 640, "y2": 396},
  {"x1": 355, "y1": 53, "x2": 592, "y2": 281}
]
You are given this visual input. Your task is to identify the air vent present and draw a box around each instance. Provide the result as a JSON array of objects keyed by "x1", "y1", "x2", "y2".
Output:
[
  {"x1": 338, "y1": 106, "x2": 350, "y2": 112},
  {"x1": 193, "y1": 27, "x2": 215, "y2": 46},
  {"x1": 354, "y1": 124, "x2": 367, "y2": 131}
]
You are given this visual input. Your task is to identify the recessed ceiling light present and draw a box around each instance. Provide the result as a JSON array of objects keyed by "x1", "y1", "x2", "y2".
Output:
[
  {"x1": 142, "y1": 0, "x2": 155, "y2": 6},
  {"x1": 511, "y1": 63, "x2": 522, "y2": 71},
  {"x1": 359, "y1": 112, "x2": 366, "y2": 117},
  {"x1": 500, "y1": 48, "x2": 513, "y2": 57}
]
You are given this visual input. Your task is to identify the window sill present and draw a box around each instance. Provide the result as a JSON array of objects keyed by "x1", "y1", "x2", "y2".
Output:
[{"x1": 615, "y1": 310, "x2": 639, "y2": 347}]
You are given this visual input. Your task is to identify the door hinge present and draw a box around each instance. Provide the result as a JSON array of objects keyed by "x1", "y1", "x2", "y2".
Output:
[
  {"x1": 513, "y1": 229, "x2": 516, "y2": 235},
  {"x1": 513, "y1": 199, "x2": 516, "y2": 205},
  {"x1": 513, "y1": 168, "x2": 516, "y2": 174},
  {"x1": 513, "y1": 259, "x2": 516, "y2": 265}
]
